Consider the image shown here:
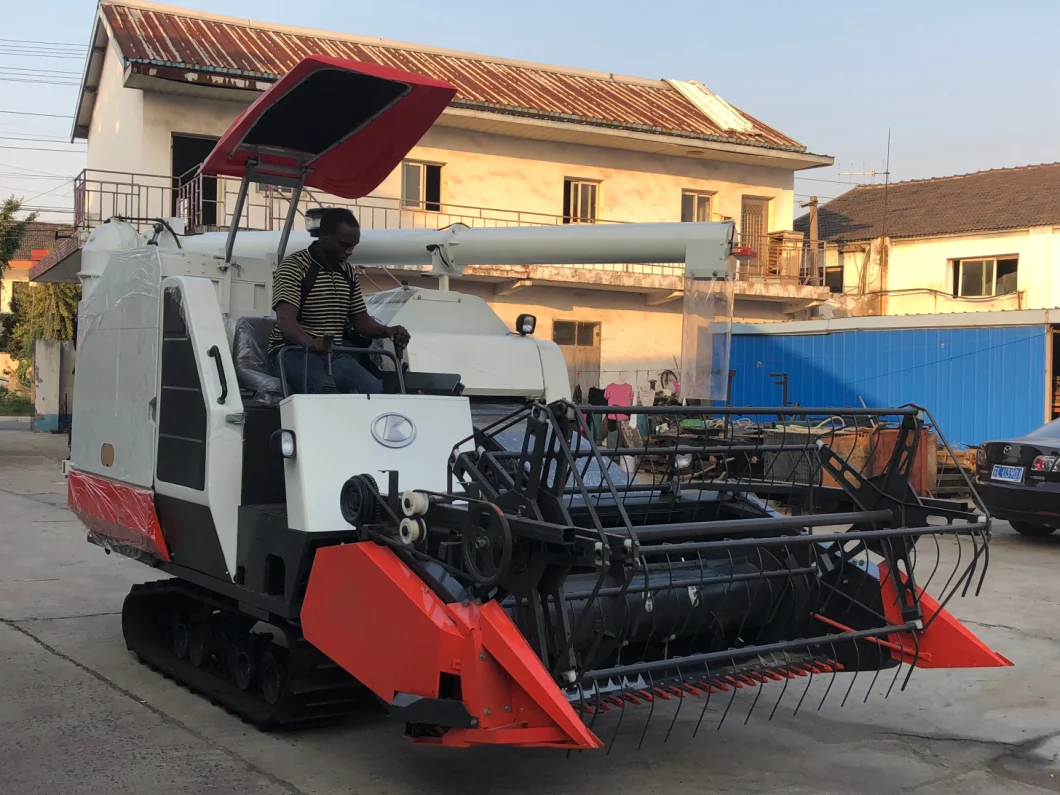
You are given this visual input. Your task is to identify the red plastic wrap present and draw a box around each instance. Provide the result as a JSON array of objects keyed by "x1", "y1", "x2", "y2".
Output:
[{"x1": 67, "y1": 468, "x2": 169, "y2": 562}]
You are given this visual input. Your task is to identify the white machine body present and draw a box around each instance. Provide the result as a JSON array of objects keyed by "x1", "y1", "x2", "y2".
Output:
[
  {"x1": 68, "y1": 218, "x2": 736, "y2": 578},
  {"x1": 280, "y1": 394, "x2": 473, "y2": 532}
]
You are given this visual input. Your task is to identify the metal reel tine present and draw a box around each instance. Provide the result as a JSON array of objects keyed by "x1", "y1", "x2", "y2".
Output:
[{"x1": 816, "y1": 643, "x2": 840, "y2": 712}]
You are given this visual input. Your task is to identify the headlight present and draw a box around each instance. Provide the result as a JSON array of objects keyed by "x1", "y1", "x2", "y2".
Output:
[
  {"x1": 515, "y1": 313, "x2": 537, "y2": 336},
  {"x1": 270, "y1": 429, "x2": 297, "y2": 458},
  {"x1": 976, "y1": 445, "x2": 987, "y2": 468}
]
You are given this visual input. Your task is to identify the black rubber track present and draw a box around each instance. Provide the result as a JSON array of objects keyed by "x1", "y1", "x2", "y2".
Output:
[{"x1": 122, "y1": 579, "x2": 366, "y2": 729}]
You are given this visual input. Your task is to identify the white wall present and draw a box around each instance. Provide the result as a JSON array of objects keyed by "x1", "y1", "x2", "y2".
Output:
[
  {"x1": 826, "y1": 227, "x2": 1060, "y2": 316},
  {"x1": 884, "y1": 228, "x2": 1057, "y2": 314},
  {"x1": 140, "y1": 90, "x2": 244, "y2": 178},
  {"x1": 93, "y1": 78, "x2": 797, "y2": 232},
  {"x1": 86, "y1": 41, "x2": 144, "y2": 173},
  {"x1": 395, "y1": 127, "x2": 795, "y2": 230},
  {"x1": 1, "y1": 268, "x2": 27, "y2": 313}
]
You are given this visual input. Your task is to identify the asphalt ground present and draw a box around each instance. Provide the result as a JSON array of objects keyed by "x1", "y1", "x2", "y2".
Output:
[{"x1": 2, "y1": 429, "x2": 1059, "y2": 794}]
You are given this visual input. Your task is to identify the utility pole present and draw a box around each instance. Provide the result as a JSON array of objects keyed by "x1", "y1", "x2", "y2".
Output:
[{"x1": 799, "y1": 196, "x2": 819, "y2": 244}]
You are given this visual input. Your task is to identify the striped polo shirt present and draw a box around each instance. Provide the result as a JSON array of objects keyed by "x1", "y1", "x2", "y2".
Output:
[{"x1": 268, "y1": 247, "x2": 368, "y2": 354}]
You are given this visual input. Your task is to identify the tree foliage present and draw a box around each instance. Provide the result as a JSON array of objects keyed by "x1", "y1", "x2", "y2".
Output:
[
  {"x1": 11, "y1": 282, "x2": 80, "y2": 386},
  {"x1": 0, "y1": 196, "x2": 79, "y2": 387},
  {"x1": 0, "y1": 196, "x2": 36, "y2": 277}
]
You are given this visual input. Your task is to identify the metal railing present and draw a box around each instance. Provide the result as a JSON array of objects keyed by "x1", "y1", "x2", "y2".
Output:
[
  {"x1": 71, "y1": 168, "x2": 832, "y2": 287},
  {"x1": 73, "y1": 169, "x2": 178, "y2": 232},
  {"x1": 735, "y1": 231, "x2": 827, "y2": 287}
]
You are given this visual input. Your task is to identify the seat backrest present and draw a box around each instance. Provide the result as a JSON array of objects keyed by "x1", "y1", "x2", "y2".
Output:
[{"x1": 228, "y1": 316, "x2": 284, "y2": 404}]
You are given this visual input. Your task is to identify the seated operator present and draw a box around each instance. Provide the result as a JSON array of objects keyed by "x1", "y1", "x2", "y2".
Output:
[{"x1": 268, "y1": 208, "x2": 410, "y2": 394}]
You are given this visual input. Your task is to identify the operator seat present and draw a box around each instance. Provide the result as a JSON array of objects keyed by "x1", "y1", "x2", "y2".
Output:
[
  {"x1": 227, "y1": 316, "x2": 465, "y2": 399},
  {"x1": 228, "y1": 316, "x2": 285, "y2": 406}
]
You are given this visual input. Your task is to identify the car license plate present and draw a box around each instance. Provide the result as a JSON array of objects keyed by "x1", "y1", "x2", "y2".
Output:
[{"x1": 991, "y1": 464, "x2": 1024, "y2": 483}]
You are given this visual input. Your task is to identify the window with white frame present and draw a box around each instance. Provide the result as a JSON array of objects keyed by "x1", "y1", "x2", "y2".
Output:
[
  {"x1": 951, "y1": 257, "x2": 1018, "y2": 297},
  {"x1": 401, "y1": 160, "x2": 442, "y2": 211},
  {"x1": 563, "y1": 178, "x2": 599, "y2": 224},
  {"x1": 681, "y1": 190, "x2": 713, "y2": 222}
]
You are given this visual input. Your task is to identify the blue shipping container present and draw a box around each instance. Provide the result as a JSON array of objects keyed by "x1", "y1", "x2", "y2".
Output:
[{"x1": 729, "y1": 325, "x2": 1047, "y2": 447}]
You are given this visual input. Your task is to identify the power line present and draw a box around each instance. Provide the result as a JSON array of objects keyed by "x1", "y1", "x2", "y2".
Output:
[
  {"x1": 0, "y1": 110, "x2": 73, "y2": 119},
  {"x1": 0, "y1": 65, "x2": 81, "y2": 75},
  {"x1": 0, "y1": 50, "x2": 85, "y2": 60},
  {"x1": 0, "y1": 37, "x2": 87, "y2": 50},
  {"x1": 0, "y1": 162, "x2": 74, "y2": 177},
  {"x1": 0, "y1": 77, "x2": 80, "y2": 86},
  {"x1": 0, "y1": 173, "x2": 74, "y2": 180},
  {"x1": 795, "y1": 176, "x2": 870, "y2": 185},
  {"x1": 0, "y1": 135, "x2": 76, "y2": 144},
  {"x1": 0, "y1": 144, "x2": 86, "y2": 153},
  {"x1": 17, "y1": 206, "x2": 75, "y2": 214}
]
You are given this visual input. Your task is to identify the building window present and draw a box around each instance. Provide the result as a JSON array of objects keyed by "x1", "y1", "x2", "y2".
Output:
[
  {"x1": 681, "y1": 190, "x2": 712, "y2": 222},
  {"x1": 563, "y1": 179, "x2": 599, "y2": 224},
  {"x1": 553, "y1": 321, "x2": 600, "y2": 347},
  {"x1": 951, "y1": 257, "x2": 1018, "y2": 297},
  {"x1": 553, "y1": 321, "x2": 602, "y2": 394},
  {"x1": 825, "y1": 266, "x2": 843, "y2": 294},
  {"x1": 401, "y1": 161, "x2": 442, "y2": 212}
]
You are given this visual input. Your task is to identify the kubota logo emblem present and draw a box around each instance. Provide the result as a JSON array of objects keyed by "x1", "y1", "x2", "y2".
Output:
[{"x1": 371, "y1": 413, "x2": 416, "y2": 448}]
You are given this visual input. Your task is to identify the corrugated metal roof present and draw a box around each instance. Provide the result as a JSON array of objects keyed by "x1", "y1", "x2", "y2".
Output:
[
  {"x1": 794, "y1": 162, "x2": 1060, "y2": 243},
  {"x1": 98, "y1": 2, "x2": 805, "y2": 152},
  {"x1": 729, "y1": 326, "x2": 1047, "y2": 446}
]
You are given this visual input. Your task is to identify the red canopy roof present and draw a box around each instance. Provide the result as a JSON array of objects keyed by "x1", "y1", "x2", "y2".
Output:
[{"x1": 201, "y1": 55, "x2": 456, "y2": 200}]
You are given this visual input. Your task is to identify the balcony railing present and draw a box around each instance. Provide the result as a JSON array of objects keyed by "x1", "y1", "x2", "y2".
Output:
[{"x1": 71, "y1": 168, "x2": 831, "y2": 288}]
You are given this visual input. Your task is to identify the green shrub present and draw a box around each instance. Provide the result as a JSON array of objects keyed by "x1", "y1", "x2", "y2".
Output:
[{"x1": 0, "y1": 387, "x2": 33, "y2": 416}]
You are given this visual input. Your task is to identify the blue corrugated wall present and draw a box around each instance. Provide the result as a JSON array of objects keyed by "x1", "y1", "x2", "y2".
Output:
[{"x1": 729, "y1": 325, "x2": 1047, "y2": 447}]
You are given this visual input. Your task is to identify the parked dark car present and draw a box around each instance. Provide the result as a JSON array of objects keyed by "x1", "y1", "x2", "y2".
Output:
[{"x1": 976, "y1": 419, "x2": 1060, "y2": 536}]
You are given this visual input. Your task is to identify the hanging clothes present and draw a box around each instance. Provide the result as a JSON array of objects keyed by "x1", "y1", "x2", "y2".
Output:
[
  {"x1": 585, "y1": 386, "x2": 609, "y2": 442},
  {"x1": 603, "y1": 381, "x2": 634, "y2": 420},
  {"x1": 572, "y1": 384, "x2": 583, "y2": 404},
  {"x1": 634, "y1": 383, "x2": 655, "y2": 439}
]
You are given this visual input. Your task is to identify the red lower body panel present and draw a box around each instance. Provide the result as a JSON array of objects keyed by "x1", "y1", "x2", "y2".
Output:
[
  {"x1": 301, "y1": 542, "x2": 602, "y2": 749},
  {"x1": 68, "y1": 468, "x2": 170, "y2": 562},
  {"x1": 879, "y1": 562, "x2": 1012, "y2": 668}
]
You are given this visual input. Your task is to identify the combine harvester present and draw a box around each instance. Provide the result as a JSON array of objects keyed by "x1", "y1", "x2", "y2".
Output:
[{"x1": 67, "y1": 56, "x2": 1009, "y2": 750}]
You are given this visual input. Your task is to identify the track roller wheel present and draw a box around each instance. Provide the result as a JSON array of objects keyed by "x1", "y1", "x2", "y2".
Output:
[
  {"x1": 260, "y1": 651, "x2": 286, "y2": 706},
  {"x1": 234, "y1": 642, "x2": 260, "y2": 691},
  {"x1": 188, "y1": 624, "x2": 212, "y2": 668},
  {"x1": 172, "y1": 622, "x2": 189, "y2": 659}
]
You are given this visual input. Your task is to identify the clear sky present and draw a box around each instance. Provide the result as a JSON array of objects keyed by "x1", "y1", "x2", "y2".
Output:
[{"x1": 3, "y1": 0, "x2": 1059, "y2": 221}]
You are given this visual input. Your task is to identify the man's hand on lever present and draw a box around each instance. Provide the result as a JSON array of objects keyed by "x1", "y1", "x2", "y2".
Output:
[{"x1": 387, "y1": 325, "x2": 411, "y2": 348}]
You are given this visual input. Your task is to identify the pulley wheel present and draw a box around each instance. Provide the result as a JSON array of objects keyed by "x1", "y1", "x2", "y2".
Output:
[
  {"x1": 462, "y1": 503, "x2": 513, "y2": 588},
  {"x1": 340, "y1": 474, "x2": 379, "y2": 527}
]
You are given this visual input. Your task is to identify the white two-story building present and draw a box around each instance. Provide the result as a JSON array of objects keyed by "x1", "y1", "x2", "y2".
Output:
[
  {"x1": 36, "y1": 0, "x2": 835, "y2": 393},
  {"x1": 797, "y1": 163, "x2": 1060, "y2": 317}
]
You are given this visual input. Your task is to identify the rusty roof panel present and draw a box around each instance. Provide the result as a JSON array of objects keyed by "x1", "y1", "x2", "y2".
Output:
[{"x1": 100, "y1": 3, "x2": 805, "y2": 152}]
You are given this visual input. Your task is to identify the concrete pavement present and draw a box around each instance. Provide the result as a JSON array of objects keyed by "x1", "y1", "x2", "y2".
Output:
[{"x1": 2, "y1": 429, "x2": 1060, "y2": 794}]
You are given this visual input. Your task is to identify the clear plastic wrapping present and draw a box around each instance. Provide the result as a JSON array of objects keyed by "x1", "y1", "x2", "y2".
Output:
[
  {"x1": 679, "y1": 276, "x2": 734, "y2": 402},
  {"x1": 68, "y1": 468, "x2": 169, "y2": 564},
  {"x1": 77, "y1": 248, "x2": 161, "y2": 349},
  {"x1": 224, "y1": 316, "x2": 285, "y2": 405}
]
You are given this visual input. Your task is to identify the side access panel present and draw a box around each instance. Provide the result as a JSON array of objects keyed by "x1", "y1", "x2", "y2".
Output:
[
  {"x1": 153, "y1": 276, "x2": 245, "y2": 580},
  {"x1": 70, "y1": 248, "x2": 162, "y2": 488}
]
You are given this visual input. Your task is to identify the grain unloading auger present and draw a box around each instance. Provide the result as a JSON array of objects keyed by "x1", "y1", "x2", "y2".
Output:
[{"x1": 67, "y1": 56, "x2": 1009, "y2": 751}]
